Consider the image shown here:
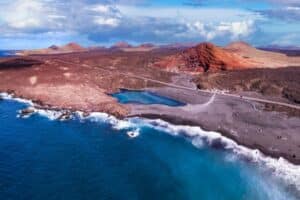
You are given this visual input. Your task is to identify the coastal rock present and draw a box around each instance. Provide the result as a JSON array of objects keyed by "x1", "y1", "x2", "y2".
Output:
[
  {"x1": 0, "y1": 58, "x2": 44, "y2": 70},
  {"x1": 19, "y1": 107, "x2": 35, "y2": 117},
  {"x1": 82, "y1": 112, "x2": 90, "y2": 117},
  {"x1": 138, "y1": 43, "x2": 155, "y2": 48},
  {"x1": 58, "y1": 111, "x2": 73, "y2": 121}
]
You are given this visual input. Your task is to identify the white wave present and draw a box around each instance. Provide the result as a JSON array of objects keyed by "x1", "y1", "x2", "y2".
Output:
[
  {"x1": 101, "y1": 116, "x2": 300, "y2": 193},
  {"x1": 139, "y1": 118, "x2": 300, "y2": 193},
  {"x1": 0, "y1": 92, "x2": 13, "y2": 99},
  {"x1": 83, "y1": 112, "x2": 110, "y2": 122},
  {"x1": 127, "y1": 128, "x2": 140, "y2": 138},
  {"x1": 35, "y1": 109, "x2": 64, "y2": 120},
  {"x1": 0, "y1": 92, "x2": 33, "y2": 106}
]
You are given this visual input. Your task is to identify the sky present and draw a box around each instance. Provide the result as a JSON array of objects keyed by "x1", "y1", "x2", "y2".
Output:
[{"x1": 0, "y1": 0, "x2": 300, "y2": 49}]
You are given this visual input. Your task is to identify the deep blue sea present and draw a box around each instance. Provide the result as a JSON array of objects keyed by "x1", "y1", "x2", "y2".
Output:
[
  {"x1": 0, "y1": 50, "x2": 16, "y2": 58},
  {"x1": 0, "y1": 92, "x2": 299, "y2": 200}
]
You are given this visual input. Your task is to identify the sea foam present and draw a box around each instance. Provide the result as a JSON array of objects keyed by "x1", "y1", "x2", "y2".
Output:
[{"x1": 0, "y1": 93, "x2": 34, "y2": 106}]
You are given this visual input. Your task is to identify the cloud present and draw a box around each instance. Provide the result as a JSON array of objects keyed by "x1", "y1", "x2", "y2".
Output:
[
  {"x1": 260, "y1": 6, "x2": 300, "y2": 21},
  {"x1": 0, "y1": 1, "x2": 261, "y2": 45},
  {"x1": 266, "y1": 0, "x2": 300, "y2": 6},
  {"x1": 270, "y1": 33, "x2": 300, "y2": 47},
  {"x1": 0, "y1": 0, "x2": 67, "y2": 33},
  {"x1": 185, "y1": 20, "x2": 255, "y2": 41},
  {"x1": 186, "y1": 0, "x2": 300, "y2": 21},
  {"x1": 0, "y1": 0, "x2": 276, "y2": 49}
]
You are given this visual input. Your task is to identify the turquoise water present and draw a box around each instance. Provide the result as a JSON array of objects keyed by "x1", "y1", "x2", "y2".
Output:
[
  {"x1": 0, "y1": 98, "x2": 299, "y2": 200},
  {"x1": 112, "y1": 89, "x2": 185, "y2": 106}
]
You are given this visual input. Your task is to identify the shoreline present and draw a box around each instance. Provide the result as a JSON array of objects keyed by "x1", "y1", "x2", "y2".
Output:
[
  {"x1": 2, "y1": 91, "x2": 300, "y2": 165},
  {"x1": 1, "y1": 91, "x2": 299, "y2": 166},
  {"x1": 129, "y1": 86, "x2": 300, "y2": 165},
  {"x1": 1, "y1": 92, "x2": 300, "y2": 195},
  {"x1": 131, "y1": 113, "x2": 300, "y2": 165}
]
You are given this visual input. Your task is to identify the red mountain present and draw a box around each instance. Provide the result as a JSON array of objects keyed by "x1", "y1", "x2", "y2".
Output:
[
  {"x1": 154, "y1": 42, "x2": 256, "y2": 73},
  {"x1": 19, "y1": 42, "x2": 86, "y2": 55},
  {"x1": 112, "y1": 42, "x2": 132, "y2": 48}
]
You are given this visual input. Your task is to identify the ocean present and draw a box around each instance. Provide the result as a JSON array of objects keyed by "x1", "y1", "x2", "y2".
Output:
[
  {"x1": 0, "y1": 94, "x2": 299, "y2": 200},
  {"x1": 0, "y1": 50, "x2": 17, "y2": 58}
]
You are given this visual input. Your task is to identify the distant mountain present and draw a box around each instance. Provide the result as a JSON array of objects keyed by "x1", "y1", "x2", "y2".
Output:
[
  {"x1": 138, "y1": 43, "x2": 156, "y2": 48},
  {"x1": 19, "y1": 42, "x2": 87, "y2": 55},
  {"x1": 258, "y1": 45, "x2": 300, "y2": 56},
  {"x1": 111, "y1": 42, "x2": 157, "y2": 52},
  {"x1": 160, "y1": 42, "x2": 198, "y2": 49},
  {"x1": 111, "y1": 42, "x2": 132, "y2": 49},
  {"x1": 225, "y1": 41, "x2": 256, "y2": 52},
  {"x1": 259, "y1": 44, "x2": 300, "y2": 51},
  {"x1": 87, "y1": 46, "x2": 107, "y2": 51}
]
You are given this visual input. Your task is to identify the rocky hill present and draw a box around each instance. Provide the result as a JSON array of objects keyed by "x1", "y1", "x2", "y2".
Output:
[
  {"x1": 19, "y1": 42, "x2": 87, "y2": 56},
  {"x1": 153, "y1": 42, "x2": 256, "y2": 73},
  {"x1": 111, "y1": 42, "x2": 132, "y2": 49},
  {"x1": 153, "y1": 42, "x2": 300, "y2": 73}
]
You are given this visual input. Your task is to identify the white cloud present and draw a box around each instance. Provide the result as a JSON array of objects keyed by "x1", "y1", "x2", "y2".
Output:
[
  {"x1": 0, "y1": 0, "x2": 263, "y2": 48},
  {"x1": 90, "y1": 5, "x2": 112, "y2": 13},
  {"x1": 185, "y1": 20, "x2": 255, "y2": 41},
  {"x1": 286, "y1": 6, "x2": 300, "y2": 11},
  {"x1": 0, "y1": 0, "x2": 70, "y2": 32},
  {"x1": 3, "y1": 0, "x2": 45, "y2": 29},
  {"x1": 94, "y1": 17, "x2": 120, "y2": 27},
  {"x1": 88, "y1": 4, "x2": 122, "y2": 27},
  {"x1": 217, "y1": 20, "x2": 255, "y2": 39}
]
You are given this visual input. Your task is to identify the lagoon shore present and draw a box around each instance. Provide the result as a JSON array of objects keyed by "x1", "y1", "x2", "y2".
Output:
[{"x1": 129, "y1": 87, "x2": 300, "y2": 164}]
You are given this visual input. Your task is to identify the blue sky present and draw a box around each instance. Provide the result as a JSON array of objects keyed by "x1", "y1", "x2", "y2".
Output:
[{"x1": 0, "y1": 0, "x2": 300, "y2": 49}]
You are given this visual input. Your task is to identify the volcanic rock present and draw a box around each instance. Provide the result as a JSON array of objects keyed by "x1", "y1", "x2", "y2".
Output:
[
  {"x1": 20, "y1": 107, "x2": 35, "y2": 117},
  {"x1": 154, "y1": 42, "x2": 255, "y2": 73},
  {"x1": 58, "y1": 111, "x2": 73, "y2": 121},
  {"x1": 139, "y1": 43, "x2": 155, "y2": 48},
  {"x1": 112, "y1": 42, "x2": 132, "y2": 48},
  {"x1": 62, "y1": 43, "x2": 86, "y2": 52},
  {"x1": 0, "y1": 58, "x2": 44, "y2": 70}
]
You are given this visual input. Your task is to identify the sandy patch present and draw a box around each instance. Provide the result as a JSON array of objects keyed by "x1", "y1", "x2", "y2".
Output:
[
  {"x1": 29, "y1": 76, "x2": 38, "y2": 85},
  {"x1": 64, "y1": 72, "x2": 72, "y2": 78},
  {"x1": 60, "y1": 67, "x2": 69, "y2": 71}
]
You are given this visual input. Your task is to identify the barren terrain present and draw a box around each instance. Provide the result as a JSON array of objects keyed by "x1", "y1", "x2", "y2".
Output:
[{"x1": 1, "y1": 42, "x2": 300, "y2": 164}]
